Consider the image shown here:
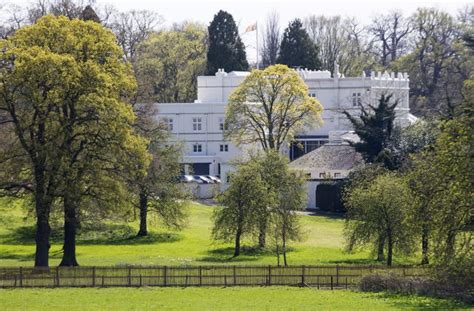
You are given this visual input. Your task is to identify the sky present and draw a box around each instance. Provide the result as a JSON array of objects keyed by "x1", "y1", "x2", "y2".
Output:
[{"x1": 5, "y1": 0, "x2": 473, "y2": 63}]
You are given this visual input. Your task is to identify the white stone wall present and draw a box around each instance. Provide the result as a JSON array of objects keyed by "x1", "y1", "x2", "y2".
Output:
[{"x1": 154, "y1": 69, "x2": 413, "y2": 195}]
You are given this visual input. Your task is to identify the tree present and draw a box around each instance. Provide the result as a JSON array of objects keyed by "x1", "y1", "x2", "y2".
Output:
[
  {"x1": 132, "y1": 103, "x2": 189, "y2": 237},
  {"x1": 391, "y1": 8, "x2": 472, "y2": 117},
  {"x1": 206, "y1": 10, "x2": 248, "y2": 74},
  {"x1": 0, "y1": 15, "x2": 149, "y2": 267},
  {"x1": 269, "y1": 162, "x2": 306, "y2": 266},
  {"x1": 225, "y1": 64, "x2": 323, "y2": 151},
  {"x1": 344, "y1": 172, "x2": 414, "y2": 266},
  {"x1": 110, "y1": 10, "x2": 162, "y2": 62},
  {"x1": 343, "y1": 94, "x2": 398, "y2": 168},
  {"x1": 261, "y1": 11, "x2": 281, "y2": 68},
  {"x1": 212, "y1": 159, "x2": 269, "y2": 257},
  {"x1": 369, "y1": 11, "x2": 412, "y2": 66},
  {"x1": 277, "y1": 19, "x2": 321, "y2": 70},
  {"x1": 80, "y1": 5, "x2": 100, "y2": 23},
  {"x1": 135, "y1": 22, "x2": 207, "y2": 103}
]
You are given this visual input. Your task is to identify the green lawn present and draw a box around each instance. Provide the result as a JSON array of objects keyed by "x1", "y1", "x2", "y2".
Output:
[
  {"x1": 0, "y1": 287, "x2": 469, "y2": 310},
  {"x1": 0, "y1": 199, "x2": 415, "y2": 267}
]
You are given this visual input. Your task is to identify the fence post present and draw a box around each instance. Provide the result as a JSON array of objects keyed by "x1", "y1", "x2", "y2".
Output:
[
  {"x1": 128, "y1": 267, "x2": 132, "y2": 287},
  {"x1": 331, "y1": 276, "x2": 333, "y2": 290},
  {"x1": 199, "y1": 266, "x2": 202, "y2": 286},
  {"x1": 19, "y1": 267, "x2": 23, "y2": 288},
  {"x1": 101, "y1": 275, "x2": 104, "y2": 287},
  {"x1": 336, "y1": 265, "x2": 339, "y2": 286},
  {"x1": 345, "y1": 277, "x2": 348, "y2": 289},
  {"x1": 92, "y1": 267, "x2": 96, "y2": 287},
  {"x1": 268, "y1": 265, "x2": 271, "y2": 285},
  {"x1": 301, "y1": 266, "x2": 305, "y2": 285},
  {"x1": 233, "y1": 266, "x2": 236, "y2": 286},
  {"x1": 56, "y1": 266, "x2": 60, "y2": 287},
  {"x1": 163, "y1": 266, "x2": 167, "y2": 287}
]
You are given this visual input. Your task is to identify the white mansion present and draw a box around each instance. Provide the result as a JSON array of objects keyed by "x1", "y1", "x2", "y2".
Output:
[{"x1": 155, "y1": 66, "x2": 417, "y2": 208}]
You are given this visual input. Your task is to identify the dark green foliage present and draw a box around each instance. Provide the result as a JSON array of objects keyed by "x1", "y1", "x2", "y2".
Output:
[
  {"x1": 343, "y1": 94, "x2": 398, "y2": 169},
  {"x1": 277, "y1": 19, "x2": 321, "y2": 70},
  {"x1": 80, "y1": 5, "x2": 101, "y2": 23},
  {"x1": 206, "y1": 10, "x2": 249, "y2": 74}
]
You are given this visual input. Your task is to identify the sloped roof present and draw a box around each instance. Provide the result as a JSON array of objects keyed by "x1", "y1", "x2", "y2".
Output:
[{"x1": 290, "y1": 144, "x2": 364, "y2": 171}]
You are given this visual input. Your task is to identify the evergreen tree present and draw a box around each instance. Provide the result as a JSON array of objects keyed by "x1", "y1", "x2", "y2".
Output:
[
  {"x1": 277, "y1": 19, "x2": 321, "y2": 70},
  {"x1": 80, "y1": 5, "x2": 101, "y2": 23},
  {"x1": 206, "y1": 10, "x2": 249, "y2": 74},
  {"x1": 343, "y1": 94, "x2": 398, "y2": 168}
]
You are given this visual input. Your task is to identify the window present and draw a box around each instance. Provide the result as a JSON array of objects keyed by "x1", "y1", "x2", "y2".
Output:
[
  {"x1": 220, "y1": 144, "x2": 229, "y2": 152},
  {"x1": 352, "y1": 92, "x2": 362, "y2": 107},
  {"x1": 219, "y1": 117, "x2": 228, "y2": 131},
  {"x1": 309, "y1": 92, "x2": 317, "y2": 98},
  {"x1": 163, "y1": 117, "x2": 173, "y2": 131},
  {"x1": 192, "y1": 117, "x2": 202, "y2": 131},
  {"x1": 226, "y1": 175, "x2": 231, "y2": 183},
  {"x1": 193, "y1": 144, "x2": 202, "y2": 153},
  {"x1": 319, "y1": 173, "x2": 326, "y2": 179},
  {"x1": 334, "y1": 173, "x2": 341, "y2": 178}
]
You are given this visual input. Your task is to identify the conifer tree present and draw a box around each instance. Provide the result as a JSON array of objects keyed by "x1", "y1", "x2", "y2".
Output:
[
  {"x1": 343, "y1": 94, "x2": 398, "y2": 168},
  {"x1": 277, "y1": 19, "x2": 321, "y2": 70},
  {"x1": 206, "y1": 10, "x2": 249, "y2": 74}
]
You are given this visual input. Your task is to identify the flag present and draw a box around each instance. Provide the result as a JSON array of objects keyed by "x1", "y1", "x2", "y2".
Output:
[{"x1": 244, "y1": 22, "x2": 257, "y2": 33}]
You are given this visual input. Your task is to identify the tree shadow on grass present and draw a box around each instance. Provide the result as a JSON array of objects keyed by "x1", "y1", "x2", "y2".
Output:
[
  {"x1": 327, "y1": 258, "x2": 380, "y2": 265},
  {"x1": 199, "y1": 246, "x2": 296, "y2": 263},
  {"x1": 0, "y1": 224, "x2": 182, "y2": 246},
  {"x1": 371, "y1": 292, "x2": 472, "y2": 310},
  {"x1": 79, "y1": 232, "x2": 182, "y2": 245},
  {"x1": 0, "y1": 251, "x2": 35, "y2": 262}
]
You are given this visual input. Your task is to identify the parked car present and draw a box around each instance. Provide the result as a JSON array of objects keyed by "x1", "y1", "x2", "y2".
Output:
[
  {"x1": 206, "y1": 175, "x2": 221, "y2": 183},
  {"x1": 194, "y1": 175, "x2": 214, "y2": 184},
  {"x1": 181, "y1": 175, "x2": 203, "y2": 183}
]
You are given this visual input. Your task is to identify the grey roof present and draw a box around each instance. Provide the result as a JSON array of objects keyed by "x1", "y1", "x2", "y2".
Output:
[{"x1": 290, "y1": 144, "x2": 364, "y2": 171}]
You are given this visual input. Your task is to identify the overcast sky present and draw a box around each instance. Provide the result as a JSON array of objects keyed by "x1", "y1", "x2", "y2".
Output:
[{"x1": 7, "y1": 0, "x2": 472, "y2": 63}]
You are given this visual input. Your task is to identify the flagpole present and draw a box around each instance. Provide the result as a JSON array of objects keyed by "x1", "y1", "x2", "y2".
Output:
[{"x1": 256, "y1": 21, "x2": 259, "y2": 69}]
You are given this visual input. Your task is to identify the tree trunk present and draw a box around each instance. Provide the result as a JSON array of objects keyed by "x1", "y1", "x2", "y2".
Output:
[
  {"x1": 234, "y1": 227, "x2": 242, "y2": 257},
  {"x1": 137, "y1": 191, "x2": 148, "y2": 237},
  {"x1": 258, "y1": 228, "x2": 266, "y2": 248},
  {"x1": 34, "y1": 205, "x2": 51, "y2": 268},
  {"x1": 59, "y1": 195, "x2": 79, "y2": 267},
  {"x1": 282, "y1": 228, "x2": 288, "y2": 267},
  {"x1": 376, "y1": 235, "x2": 385, "y2": 262},
  {"x1": 34, "y1": 167, "x2": 51, "y2": 268},
  {"x1": 421, "y1": 225, "x2": 429, "y2": 265},
  {"x1": 386, "y1": 233, "x2": 393, "y2": 266}
]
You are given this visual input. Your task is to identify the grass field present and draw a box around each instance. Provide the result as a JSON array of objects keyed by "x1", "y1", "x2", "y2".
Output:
[
  {"x1": 0, "y1": 199, "x2": 470, "y2": 310},
  {"x1": 0, "y1": 287, "x2": 470, "y2": 310},
  {"x1": 0, "y1": 199, "x2": 417, "y2": 267}
]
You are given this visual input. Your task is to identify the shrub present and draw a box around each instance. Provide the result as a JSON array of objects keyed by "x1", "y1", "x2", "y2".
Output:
[{"x1": 359, "y1": 273, "x2": 473, "y2": 304}]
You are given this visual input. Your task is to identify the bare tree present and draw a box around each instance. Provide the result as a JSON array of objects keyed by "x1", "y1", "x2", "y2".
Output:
[
  {"x1": 110, "y1": 10, "x2": 162, "y2": 62},
  {"x1": 369, "y1": 11, "x2": 412, "y2": 66},
  {"x1": 260, "y1": 11, "x2": 280, "y2": 68},
  {"x1": 305, "y1": 15, "x2": 374, "y2": 76}
]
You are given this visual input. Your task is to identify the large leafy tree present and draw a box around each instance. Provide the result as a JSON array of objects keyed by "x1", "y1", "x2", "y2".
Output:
[
  {"x1": 391, "y1": 8, "x2": 473, "y2": 117},
  {"x1": 343, "y1": 94, "x2": 398, "y2": 168},
  {"x1": 135, "y1": 22, "x2": 207, "y2": 103},
  {"x1": 206, "y1": 10, "x2": 248, "y2": 74},
  {"x1": 212, "y1": 159, "x2": 269, "y2": 257},
  {"x1": 277, "y1": 19, "x2": 321, "y2": 70},
  {"x1": 225, "y1": 64, "x2": 323, "y2": 151},
  {"x1": 131, "y1": 103, "x2": 189, "y2": 237},
  {"x1": 0, "y1": 15, "x2": 150, "y2": 267},
  {"x1": 344, "y1": 172, "x2": 415, "y2": 266}
]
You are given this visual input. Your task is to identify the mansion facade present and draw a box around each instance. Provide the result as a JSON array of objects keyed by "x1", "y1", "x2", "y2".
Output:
[{"x1": 154, "y1": 67, "x2": 417, "y2": 208}]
